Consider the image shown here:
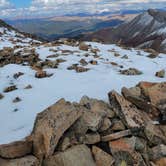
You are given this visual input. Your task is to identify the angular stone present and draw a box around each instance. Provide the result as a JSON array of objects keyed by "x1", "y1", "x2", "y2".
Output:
[
  {"x1": 155, "y1": 69, "x2": 165, "y2": 78},
  {"x1": 122, "y1": 87, "x2": 153, "y2": 112},
  {"x1": 89, "y1": 60, "x2": 98, "y2": 65},
  {"x1": 80, "y1": 96, "x2": 115, "y2": 118},
  {"x1": 0, "y1": 155, "x2": 39, "y2": 166},
  {"x1": 0, "y1": 140, "x2": 32, "y2": 159},
  {"x1": 82, "y1": 111, "x2": 103, "y2": 132},
  {"x1": 79, "y1": 42, "x2": 89, "y2": 51},
  {"x1": 99, "y1": 117, "x2": 112, "y2": 132},
  {"x1": 120, "y1": 68, "x2": 142, "y2": 75},
  {"x1": 43, "y1": 145, "x2": 95, "y2": 166},
  {"x1": 144, "y1": 123, "x2": 166, "y2": 145},
  {"x1": 83, "y1": 133, "x2": 100, "y2": 144},
  {"x1": 109, "y1": 138, "x2": 146, "y2": 166},
  {"x1": 155, "y1": 158, "x2": 166, "y2": 166},
  {"x1": 3, "y1": 85, "x2": 17, "y2": 93},
  {"x1": 101, "y1": 129, "x2": 132, "y2": 142},
  {"x1": 111, "y1": 120, "x2": 126, "y2": 131},
  {"x1": 32, "y1": 99, "x2": 82, "y2": 159},
  {"x1": 150, "y1": 144, "x2": 166, "y2": 161},
  {"x1": 146, "y1": 82, "x2": 166, "y2": 106},
  {"x1": 108, "y1": 91, "x2": 147, "y2": 129},
  {"x1": 92, "y1": 146, "x2": 114, "y2": 166}
]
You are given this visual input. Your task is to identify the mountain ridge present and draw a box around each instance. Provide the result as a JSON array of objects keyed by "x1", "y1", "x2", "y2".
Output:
[{"x1": 82, "y1": 9, "x2": 166, "y2": 53}]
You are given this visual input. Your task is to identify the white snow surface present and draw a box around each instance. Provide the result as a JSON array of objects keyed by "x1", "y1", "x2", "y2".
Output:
[{"x1": 0, "y1": 29, "x2": 166, "y2": 144}]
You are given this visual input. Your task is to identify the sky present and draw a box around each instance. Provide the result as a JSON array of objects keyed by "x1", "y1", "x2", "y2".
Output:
[{"x1": 0, "y1": 0, "x2": 166, "y2": 18}]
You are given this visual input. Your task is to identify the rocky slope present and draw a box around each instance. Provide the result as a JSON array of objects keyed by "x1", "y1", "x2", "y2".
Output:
[
  {"x1": 0, "y1": 82, "x2": 166, "y2": 166},
  {"x1": 0, "y1": 20, "x2": 166, "y2": 166},
  {"x1": 83, "y1": 9, "x2": 166, "y2": 53}
]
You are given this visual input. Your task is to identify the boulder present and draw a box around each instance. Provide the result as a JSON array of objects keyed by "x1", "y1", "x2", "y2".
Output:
[
  {"x1": 75, "y1": 66, "x2": 89, "y2": 73},
  {"x1": 80, "y1": 96, "x2": 115, "y2": 118},
  {"x1": 149, "y1": 144, "x2": 166, "y2": 161},
  {"x1": 79, "y1": 59, "x2": 88, "y2": 66},
  {"x1": 108, "y1": 91, "x2": 147, "y2": 129},
  {"x1": 92, "y1": 146, "x2": 114, "y2": 166},
  {"x1": 3, "y1": 85, "x2": 17, "y2": 93},
  {"x1": 155, "y1": 69, "x2": 165, "y2": 78},
  {"x1": 89, "y1": 60, "x2": 98, "y2": 65},
  {"x1": 111, "y1": 120, "x2": 126, "y2": 131},
  {"x1": 79, "y1": 42, "x2": 89, "y2": 51},
  {"x1": 144, "y1": 123, "x2": 166, "y2": 145},
  {"x1": 155, "y1": 158, "x2": 166, "y2": 166},
  {"x1": 32, "y1": 99, "x2": 82, "y2": 159},
  {"x1": 0, "y1": 140, "x2": 32, "y2": 159},
  {"x1": 0, "y1": 93, "x2": 4, "y2": 99},
  {"x1": 122, "y1": 87, "x2": 159, "y2": 118},
  {"x1": 82, "y1": 133, "x2": 100, "y2": 144},
  {"x1": 43, "y1": 145, "x2": 95, "y2": 166},
  {"x1": 0, "y1": 155, "x2": 39, "y2": 166},
  {"x1": 35, "y1": 70, "x2": 52, "y2": 78},
  {"x1": 99, "y1": 117, "x2": 112, "y2": 132},
  {"x1": 109, "y1": 138, "x2": 146, "y2": 166},
  {"x1": 120, "y1": 68, "x2": 142, "y2": 75}
]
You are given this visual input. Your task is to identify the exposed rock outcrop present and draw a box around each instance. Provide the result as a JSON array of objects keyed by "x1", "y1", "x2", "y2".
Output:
[{"x1": 0, "y1": 81, "x2": 166, "y2": 166}]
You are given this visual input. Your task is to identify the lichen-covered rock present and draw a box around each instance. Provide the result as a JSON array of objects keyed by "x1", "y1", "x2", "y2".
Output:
[
  {"x1": 43, "y1": 145, "x2": 95, "y2": 166},
  {"x1": 32, "y1": 99, "x2": 82, "y2": 159},
  {"x1": 0, "y1": 155, "x2": 39, "y2": 166}
]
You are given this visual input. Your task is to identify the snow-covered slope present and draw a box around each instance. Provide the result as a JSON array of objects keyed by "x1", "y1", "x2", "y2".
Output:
[
  {"x1": 0, "y1": 21, "x2": 166, "y2": 144},
  {"x1": 0, "y1": 19, "x2": 41, "y2": 49},
  {"x1": 83, "y1": 9, "x2": 166, "y2": 53}
]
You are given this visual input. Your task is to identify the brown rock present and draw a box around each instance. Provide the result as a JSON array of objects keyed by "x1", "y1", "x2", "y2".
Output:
[
  {"x1": 13, "y1": 72, "x2": 24, "y2": 79},
  {"x1": 82, "y1": 133, "x2": 100, "y2": 144},
  {"x1": 120, "y1": 68, "x2": 142, "y2": 75},
  {"x1": 0, "y1": 93, "x2": 4, "y2": 99},
  {"x1": 122, "y1": 86, "x2": 156, "y2": 113},
  {"x1": 149, "y1": 144, "x2": 166, "y2": 161},
  {"x1": 43, "y1": 145, "x2": 95, "y2": 166},
  {"x1": 13, "y1": 97, "x2": 21, "y2": 103},
  {"x1": 109, "y1": 138, "x2": 146, "y2": 166},
  {"x1": 79, "y1": 59, "x2": 88, "y2": 66},
  {"x1": 82, "y1": 111, "x2": 104, "y2": 132},
  {"x1": 144, "y1": 122, "x2": 166, "y2": 145},
  {"x1": 0, "y1": 155, "x2": 39, "y2": 166},
  {"x1": 24, "y1": 84, "x2": 32, "y2": 89},
  {"x1": 32, "y1": 99, "x2": 82, "y2": 159},
  {"x1": 108, "y1": 91, "x2": 147, "y2": 129},
  {"x1": 145, "y1": 82, "x2": 166, "y2": 106},
  {"x1": 111, "y1": 120, "x2": 126, "y2": 131},
  {"x1": 92, "y1": 146, "x2": 114, "y2": 166},
  {"x1": 79, "y1": 42, "x2": 89, "y2": 51},
  {"x1": 35, "y1": 70, "x2": 52, "y2": 78},
  {"x1": 155, "y1": 69, "x2": 165, "y2": 78},
  {"x1": 155, "y1": 158, "x2": 166, "y2": 166},
  {"x1": 89, "y1": 60, "x2": 98, "y2": 65},
  {"x1": 75, "y1": 66, "x2": 89, "y2": 73},
  {"x1": 99, "y1": 117, "x2": 112, "y2": 132},
  {"x1": 147, "y1": 52, "x2": 159, "y2": 58},
  {"x1": 80, "y1": 96, "x2": 115, "y2": 118},
  {"x1": 3, "y1": 85, "x2": 17, "y2": 93},
  {"x1": 0, "y1": 140, "x2": 32, "y2": 159},
  {"x1": 114, "y1": 53, "x2": 120, "y2": 57},
  {"x1": 101, "y1": 129, "x2": 132, "y2": 142}
]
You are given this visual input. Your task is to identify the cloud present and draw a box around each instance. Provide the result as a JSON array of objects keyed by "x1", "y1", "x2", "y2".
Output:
[
  {"x1": 0, "y1": 0, "x2": 13, "y2": 9},
  {"x1": 0, "y1": 0, "x2": 166, "y2": 18}
]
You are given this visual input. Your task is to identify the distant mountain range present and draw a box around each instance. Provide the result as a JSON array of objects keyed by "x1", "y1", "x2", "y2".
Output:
[
  {"x1": 5, "y1": 10, "x2": 138, "y2": 41},
  {"x1": 83, "y1": 9, "x2": 166, "y2": 53}
]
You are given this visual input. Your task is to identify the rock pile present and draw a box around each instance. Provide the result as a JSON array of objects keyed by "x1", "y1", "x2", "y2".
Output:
[{"x1": 0, "y1": 81, "x2": 166, "y2": 166}]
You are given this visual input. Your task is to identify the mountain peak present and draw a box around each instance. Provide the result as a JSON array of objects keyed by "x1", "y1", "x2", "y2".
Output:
[{"x1": 147, "y1": 8, "x2": 166, "y2": 23}]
